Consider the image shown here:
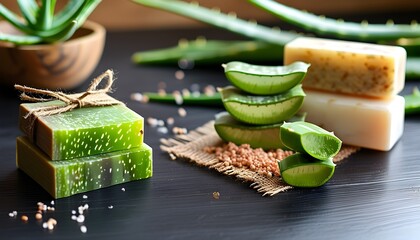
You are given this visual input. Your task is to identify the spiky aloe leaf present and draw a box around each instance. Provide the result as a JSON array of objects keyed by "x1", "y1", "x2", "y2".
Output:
[
  {"x1": 132, "y1": 0, "x2": 298, "y2": 45},
  {"x1": 249, "y1": 0, "x2": 420, "y2": 41}
]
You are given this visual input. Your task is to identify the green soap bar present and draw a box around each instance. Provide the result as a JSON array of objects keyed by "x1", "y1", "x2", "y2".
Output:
[
  {"x1": 214, "y1": 111, "x2": 306, "y2": 150},
  {"x1": 19, "y1": 99, "x2": 144, "y2": 160},
  {"x1": 16, "y1": 136, "x2": 153, "y2": 199}
]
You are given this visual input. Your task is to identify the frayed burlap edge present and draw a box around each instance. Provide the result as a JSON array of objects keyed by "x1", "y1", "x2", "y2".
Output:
[{"x1": 160, "y1": 121, "x2": 360, "y2": 196}]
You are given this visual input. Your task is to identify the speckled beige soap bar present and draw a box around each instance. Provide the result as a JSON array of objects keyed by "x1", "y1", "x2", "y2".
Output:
[
  {"x1": 284, "y1": 37, "x2": 406, "y2": 98},
  {"x1": 19, "y1": 99, "x2": 144, "y2": 160}
]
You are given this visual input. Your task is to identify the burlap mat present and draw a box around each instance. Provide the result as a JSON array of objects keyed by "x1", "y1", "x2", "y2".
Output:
[{"x1": 160, "y1": 121, "x2": 360, "y2": 196}]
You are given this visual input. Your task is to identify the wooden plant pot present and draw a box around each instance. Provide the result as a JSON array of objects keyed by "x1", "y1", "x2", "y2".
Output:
[{"x1": 0, "y1": 21, "x2": 106, "y2": 90}]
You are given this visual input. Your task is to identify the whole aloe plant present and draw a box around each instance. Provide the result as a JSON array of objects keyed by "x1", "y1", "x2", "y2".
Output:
[{"x1": 0, "y1": 0, "x2": 101, "y2": 45}]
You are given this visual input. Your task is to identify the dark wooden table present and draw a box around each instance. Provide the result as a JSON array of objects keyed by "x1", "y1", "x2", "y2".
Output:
[{"x1": 1, "y1": 12, "x2": 420, "y2": 240}]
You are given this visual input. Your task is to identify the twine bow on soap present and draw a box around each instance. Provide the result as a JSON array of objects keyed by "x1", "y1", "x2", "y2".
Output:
[{"x1": 14, "y1": 69, "x2": 124, "y2": 119}]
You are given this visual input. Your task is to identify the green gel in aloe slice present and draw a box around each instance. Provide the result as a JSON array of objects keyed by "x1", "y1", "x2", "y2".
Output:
[
  {"x1": 214, "y1": 111, "x2": 306, "y2": 150},
  {"x1": 280, "y1": 121, "x2": 342, "y2": 161},
  {"x1": 223, "y1": 61, "x2": 310, "y2": 95},
  {"x1": 279, "y1": 153, "x2": 335, "y2": 188},
  {"x1": 219, "y1": 84, "x2": 305, "y2": 125}
]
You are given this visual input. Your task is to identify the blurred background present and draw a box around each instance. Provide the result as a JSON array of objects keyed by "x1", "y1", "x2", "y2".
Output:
[{"x1": 2, "y1": 0, "x2": 420, "y2": 30}]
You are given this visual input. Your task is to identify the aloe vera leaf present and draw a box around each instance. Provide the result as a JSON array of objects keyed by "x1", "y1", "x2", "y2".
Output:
[
  {"x1": 36, "y1": 0, "x2": 56, "y2": 31},
  {"x1": 279, "y1": 153, "x2": 335, "y2": 188},
  {"x1": 0, "y1": 33, "x2": 42, "y2": 45},
  {"x1": 142, "y1": 92, "x2": 223, "y2": 106},
  {"x1": 406, "y1": 57, "x2": 420, "y2": 79},
  {"x1": 214, "y1": 111, "x2": 306, "y2": 150},
  {"x1": 404, "y1": 87, "x2": 420, "y2": 114},
  {"x1": 17, "y1": 0, "x2": 39, "y2": 27},
  {"x1": 0, "y1": 4, "x2": 34, "y2": 34},
  {"x1": 131, "y1": 0, "x2": 420, "y2": 81},
  {"x1": 52, "y1": 0, "x2": 85, "y2": 28},
  {"x1": 280, "y1": 121, "x2": 342, "y2": 161},
  {"x1": 132, "y1": 0, "x2": 298, "y2": 45},
  {"x1": 42, "y1": 20, "x2": 78, "y2": 43},
  {"x1": 132, "y1": 39, "x2": 284, "y2": 65},
  {"x1": 132, "y1": 37, "x2": 420, "y2": 80},
  {"x1": 38, "y1": 0, "x2": 100, "y2": 38},
  {"x1": 223, "y1": 61, "x2": 310, "y2": 95},
  {"x1": 219, "y1": 84, "x2": 305, "y2": 125},
  {"x1": 250, "y1": 0, "x2": 420, "y2": 41},
  {"x1": 393, "y1": 38, "x2": 420, "y2": 57},
  {"x1": 73, "y1": 0, "x2": 102, "y2": 29}
]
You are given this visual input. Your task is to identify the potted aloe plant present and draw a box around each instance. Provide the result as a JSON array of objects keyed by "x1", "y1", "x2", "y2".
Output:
[{"x1": 0, "y1": 0, "x2": 105, "y2": 89}]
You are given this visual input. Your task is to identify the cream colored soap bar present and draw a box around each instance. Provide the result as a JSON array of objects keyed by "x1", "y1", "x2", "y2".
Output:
[
  {"x1": 300, "y1": 89, "x2": 405, "y2": 151},
  {"x1": 284, "y1": 37, "x2": 406, "y2": 98}
]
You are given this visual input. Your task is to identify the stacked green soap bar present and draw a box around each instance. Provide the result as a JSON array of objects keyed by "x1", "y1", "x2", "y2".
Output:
[
  {"x1": 17, "y1": 137, "x2": 152, "y2": 199},
  {"x1": 19, "y1": 101, "x2": 144, "y2": 160},
  {"x1": 16, "y1": 93, "x2": 153, "y2": 198}
]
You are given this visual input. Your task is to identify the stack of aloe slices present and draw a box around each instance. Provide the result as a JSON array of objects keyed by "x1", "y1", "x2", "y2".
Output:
[
  {"x1": 214, "y1": 60, "x2": 309, "y2": 149},
  {"x1": 214, "y1": 61, "x2": 343, "y2": 187},
  {"x1": 279, "y1": 122, "x2": 342, "y2": 187}
]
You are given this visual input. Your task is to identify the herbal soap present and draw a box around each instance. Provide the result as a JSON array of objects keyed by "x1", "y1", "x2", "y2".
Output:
[
  {"x1": 19, "y1": 100, "x2": 144, "y2": 160},
  {"x1": 300, "y1": 89, "x2": 405, "y2": 151},
  {"x1": 284, "y1": 37, "x2": 406, "y2": 98},
  {"x1": 16, "y1": 136, "x2": 153, "y2": 199}
]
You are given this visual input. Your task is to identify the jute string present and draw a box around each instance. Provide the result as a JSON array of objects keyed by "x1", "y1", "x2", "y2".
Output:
[{"x1": 14, "y1": 69, "x2": 124, "y2": 139}]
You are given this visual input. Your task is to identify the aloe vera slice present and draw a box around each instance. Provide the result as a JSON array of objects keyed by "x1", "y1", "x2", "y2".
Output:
[
  {"x1": 279, "y1": 153, "x2": 335, "y2": 187},
  {"x1": 219, "y1": 84, "x2": 305, "y2": 125},
  {"x1": 214, "y1": 111, "x2": 306, "y2": 150},
  {"x1": 280, "y1": 121, "x2": 342, "y2": 160},
  {"x1": 223, "y1": 61, "x2": 310, "y2": 95}
]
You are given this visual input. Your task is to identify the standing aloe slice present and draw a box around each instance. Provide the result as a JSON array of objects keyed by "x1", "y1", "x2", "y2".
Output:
[
  {"x1": 280, "y1": 121, "x2": 342, "y2": 160},
  {"x1": 219, "y1": 84, "x2": 305, "y2": 125},
  {"x1": 223, "y1": 61, "x2": 310, "y2": 95},
  {"x1": 279, "y1": 153, "x2": 335, "y2": 188},
  {"x1": 404, "y1": 87, "x2": 420, "y2": 114},
  {"x1": 214, "y1": 111, "x2": 306, "y2": 150}
]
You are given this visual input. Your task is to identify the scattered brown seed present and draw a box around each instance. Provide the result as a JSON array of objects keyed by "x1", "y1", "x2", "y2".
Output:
[
  {"x1": 35, "y1": 212, "x2": 42, "y2": 220},
  {"x1": 203, "y1": 85, "x2": 216, "y2": 96},
  {"x1": 141, "y1": 95, "x2": 149, "y2": 103},
  {"x1": 182, "y1": 88, "x2": 191, "y2": 97},
  {"x1": 147, "y1": 117, "x2": 158, "y2": 127},
  {"x1": 178, "y1": 108, "x2": 187, "y2": 117},
  {"x1": 213, "y1": 192, "x2": 220, "y2": 200},
  {"x1": 47, "y1": 218, "x2": 57, "y2": 226},
  {"x1": 173, "y1": 91, "x2": 184, "y2": 105},
  {"x1": 130, "y1": 92, "x2": 143, "y2": 102},
  {"x1": 204, "y1": 142, "x2": 294, "y2": 178},
  {"x1": 175, "y1": 70, "x2": 185, "y2": 80},
  {"x1": 158, "y1": 88, "x2": 166, "y2": 96},
  {"x1": 21, "y1": 215, "x2": 28, "y2": 222},
  {"x1": 172, "y1": 127, "x2": 188, "y2": 135},
  {"x1": 166, "y1": 117, "x2": 175, "y2": 125}
]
